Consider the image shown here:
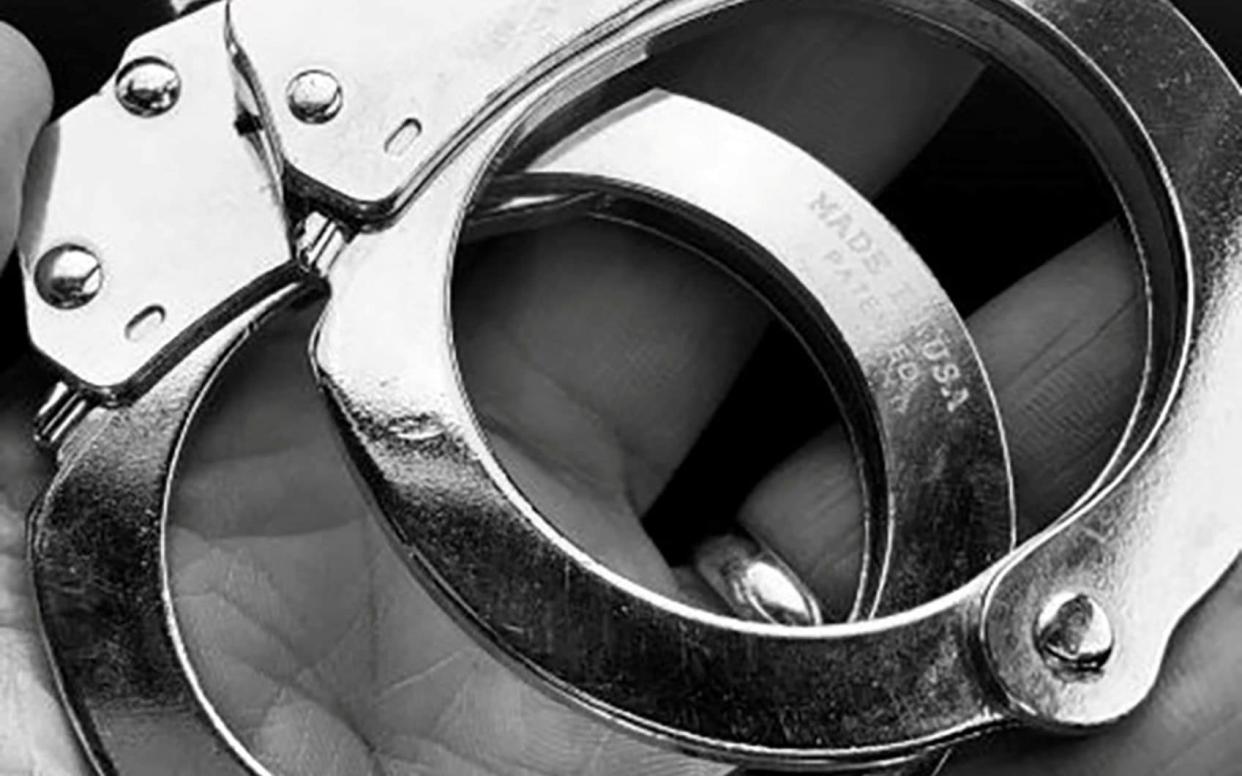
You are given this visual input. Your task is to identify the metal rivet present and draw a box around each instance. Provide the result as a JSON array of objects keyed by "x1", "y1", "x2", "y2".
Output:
[
  {"x1": 287, "y1": 70, "x2": 343, "y2": 124},
  {"x1": 35, "y1": 246, "x2": 104, "y2": 310},
  {"x1": 1035, "y1": 592, "x2": 1114, "y2": 674},
  {"x1": 115, "y1": 57, "x2": 181, "y2": 117}
]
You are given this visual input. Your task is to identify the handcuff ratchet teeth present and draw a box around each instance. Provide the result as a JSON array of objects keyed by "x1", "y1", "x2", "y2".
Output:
[{"x1": 13, "y1": 0, "x2": 1242, "y2": 772}]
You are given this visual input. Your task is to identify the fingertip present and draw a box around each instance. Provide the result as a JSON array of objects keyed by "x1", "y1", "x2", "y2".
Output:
[
  {"x1": 736, "y1": 427, "x2": 864, "y2": 616},
  {"x1": 0, "y1": 22, "x2": 54, "y2": 144},
  {"x1": 0, "y1": 21, "x2": 52, "y2": 258}
]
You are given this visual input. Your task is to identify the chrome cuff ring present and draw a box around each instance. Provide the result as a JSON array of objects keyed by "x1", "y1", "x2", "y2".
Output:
[{"x1": 11, "y1": 0, "x2": 1242, "y2": 773}]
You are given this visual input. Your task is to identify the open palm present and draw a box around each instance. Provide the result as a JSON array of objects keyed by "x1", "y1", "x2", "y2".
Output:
[{"x1": 1, "y1": 11, "x2": 1239, "y2": 776}]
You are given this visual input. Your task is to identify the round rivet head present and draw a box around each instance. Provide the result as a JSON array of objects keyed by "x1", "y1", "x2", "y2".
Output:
[
  {"x1": 35, "y1": 246, "x2": 104, "y2": 310},
  {"x1": 115, "y1": 57, "x2": 181, "y2": 117},
  {"x1": 1035, "y1": 592, "x2": 1114, "y2": 675},
  {"x1": 287, "y1": 70, "x2": 343, "y2": 124}
]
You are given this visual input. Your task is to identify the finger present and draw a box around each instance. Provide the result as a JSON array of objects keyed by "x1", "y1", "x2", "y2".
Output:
[
  {"x1": 456, "y1": 9, "x2": 980, "y2": 596},
  {"x1": 171, "y1": 322, "x2": 730, "y2": 776},
  {"x1": 659, "y1": 12, "x2": 980, "y2": 195},
  {"x1": 0, "y1": 361, "x2": 85, "y2": 776},
  {"x1": 0, "y1": 25, "x2": 83, "y2": 776},
  {"x1": 737, "y1": 224, "x2": 1145, "y2": 617},
  {"x1": 0, "y1": 22, "x2": 51, "y2": 265}
]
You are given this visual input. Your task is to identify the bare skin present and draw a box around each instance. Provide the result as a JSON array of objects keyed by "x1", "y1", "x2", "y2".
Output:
[{"x1": 0, "y1": 10, "x2": 1238, "y2": 776}]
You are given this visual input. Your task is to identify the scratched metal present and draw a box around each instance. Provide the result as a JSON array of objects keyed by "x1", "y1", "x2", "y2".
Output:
[
  {"x1": 227, "y1": 0, "x2": 667, "y2": 217},
  {"x1": 314, "y1": 83, "x2": 1003, "y2": 772},
  {"x1": 499, "y1": 90, "x2": 1014, "y2": 617},
  {"x1": 311, "y1": 0, "x2": 1240, "y2": 768},
  {"x1": 18, "y1": 5, "x2": 292, "y2": 396},
  {"x1": 24, "y1": 0, "x2": 1242, "y2": 772},
  {"x1": 30, "y1": 280, "x2": 306, "y2": 776},
  {"x1": 977, "y1": 0, "x2": 1242, "y2": 731},
  {"x1": 28, "y1": 90, "x2": 1010, "y2": 775}
]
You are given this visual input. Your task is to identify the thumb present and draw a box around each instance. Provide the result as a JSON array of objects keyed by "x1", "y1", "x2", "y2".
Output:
[{"x1": 0, "y1": 21, "x2": 52, "y2": 263}]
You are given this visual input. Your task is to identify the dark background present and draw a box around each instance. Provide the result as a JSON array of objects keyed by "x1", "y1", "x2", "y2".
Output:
[{"x1": 1, "y1": 0, "x2": 1239, "y2": 562}]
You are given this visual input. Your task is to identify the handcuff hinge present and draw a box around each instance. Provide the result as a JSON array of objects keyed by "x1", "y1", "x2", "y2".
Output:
[
  {"x1": 34, "y1": 381, "x2": 100, "y2": 461},
  {"x1": 295, "y1": 212, "x2": 350, "y2": 278}
]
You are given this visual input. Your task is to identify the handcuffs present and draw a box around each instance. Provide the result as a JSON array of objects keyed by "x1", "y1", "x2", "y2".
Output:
[{"x1": 11, "y1": 0, "x2": 1242, "y2": 772}]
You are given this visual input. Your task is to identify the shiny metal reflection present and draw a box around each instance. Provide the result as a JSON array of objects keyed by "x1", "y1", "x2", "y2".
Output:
[{"x1": 694, "y1": 534, "x2": 825, "y2": 626}]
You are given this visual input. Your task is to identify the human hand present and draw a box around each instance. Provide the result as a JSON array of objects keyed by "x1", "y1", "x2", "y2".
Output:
[{"x1": 0, "y1": 7, "x2": 1237, "y2": 776}]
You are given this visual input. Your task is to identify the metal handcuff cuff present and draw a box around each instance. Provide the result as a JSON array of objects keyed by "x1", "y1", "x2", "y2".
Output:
[{"x1": 11, "y1": 0, "x2": 1242, "y2": 772}]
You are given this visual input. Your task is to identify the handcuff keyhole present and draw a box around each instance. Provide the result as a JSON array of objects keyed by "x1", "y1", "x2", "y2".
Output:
[
  {"x1": 126, "y1": 305, "x2": 167, "y2": 342},
  {"x1": 385, "y1": 118, "x2": 423, "y2": 156}
]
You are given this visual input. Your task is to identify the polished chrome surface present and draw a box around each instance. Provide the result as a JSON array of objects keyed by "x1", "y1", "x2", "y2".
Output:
[
  {"x1": 286, "y1": 69, "x2": 343, "y2": 125},
  {"x1": 694, "y1": 534, "x2": 825, "y2": 626},
  {"x1": 1033, "y1": 592, "x2": 1114, "y2": 675},
  {"x1": 226, "y1": 0, "x2": 655, "y2": 217},
  {"x1": 115, "y1": 56, "x2": 182, "y2": 117},
  {"x1": 29, "y1": 90, "x2": 1008, "y2": 773},
  {"x1": 310, "y1": 0, "x2": 1240, "y2": 766},
  {"x1": 313, "y1": 83, "x2": 1008, "y2": 767},
  {"x1": 18, "y1": 4, "x2": 291, "y2": 398},
  {"x1": 33, "y1": 245, "x2": 103, "y2": 309},
  {"x1": 512, "y1": 91, "x2": 1013, "y2": 617},
  {"x1": 688, "y1": 532, "x2": 946, "y2": 776},
  {"x1": 971, "y1": 0, "x2": 1242, "y2": 733},
  {"x1": 21, "y1": 0, "x2": 1242, "y2": 770},
  {"x1": 31, "y1": 282, "x2": 304, "y2": 776}
]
